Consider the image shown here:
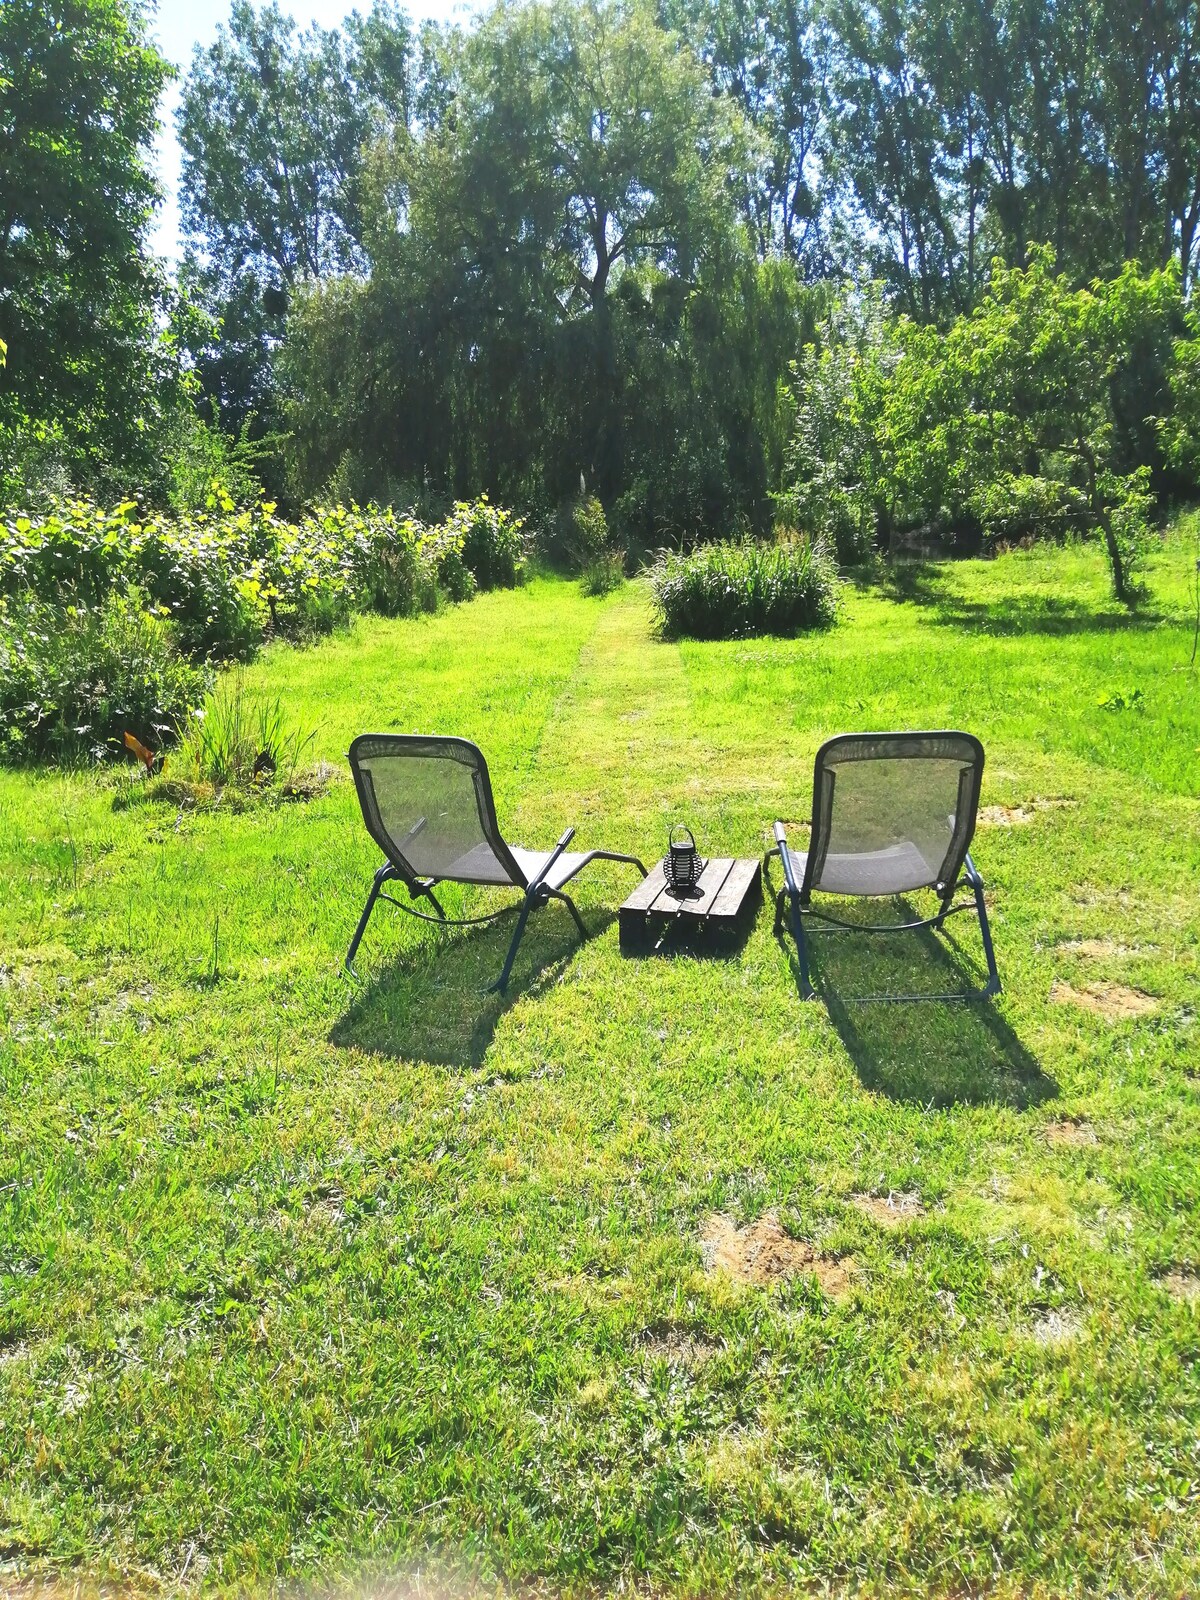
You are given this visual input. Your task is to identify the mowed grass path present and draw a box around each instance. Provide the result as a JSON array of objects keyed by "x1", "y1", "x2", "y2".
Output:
[{"x1": 2, "y1": 538, "x2": 1199, "y2": 1597}]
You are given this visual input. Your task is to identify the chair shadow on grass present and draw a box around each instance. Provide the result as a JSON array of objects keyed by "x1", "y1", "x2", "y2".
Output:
[
  {"x1": 329, "y1": 900, "x2": 615, "y2": 1070},
  {"x1": 776, "y1": 900, "x2": 1057, "y2": 1109}
]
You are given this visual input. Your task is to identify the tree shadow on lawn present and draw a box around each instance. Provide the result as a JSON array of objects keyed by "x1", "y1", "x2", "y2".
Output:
[
  {"x1": 864, "y1": 560, "x2": 1167, "y2": 636},
  {"x1": 330, "y1": 900, "x2": 615, "y2": 1069},
  {"x1": 781, "y1": 912, "x2": 1056, "y2": 1109}
]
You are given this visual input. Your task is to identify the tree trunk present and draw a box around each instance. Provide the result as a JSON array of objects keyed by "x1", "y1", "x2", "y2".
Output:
[{"x1": 1081, "y1": 439, "x2": 1129, "y2": 603}]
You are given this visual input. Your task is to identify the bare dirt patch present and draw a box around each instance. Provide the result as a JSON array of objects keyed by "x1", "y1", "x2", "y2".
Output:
[
  {"x1": 635, "y1": 1324, "x2": 722, "y2": 1367},
  {"x1": 978, "y1": 797, "x2": 1076, "y2": 826},
  {"x1": 850, "y1": 1190, "x2": 925, "y2": 1228},
  {"x1": 1049, "y1": 978, "x2": 1159, "y2": 1019},
  {"x1": 1057, "y1": 937, "x2": 1149, "y2": 959},
  {"x1": 1162, "y1": 1270, "x2": 1200, "y2": 1305},
  {"x1": 1028, "y1": 1308, "x2": 1084, "y2": 1346},
  {"x1": 1043, "y1": 1118, "x2": 1099, "y2": 1148},
  {"x1": 699, "y1": 1211, "x2": 854, "y2": 1297}
]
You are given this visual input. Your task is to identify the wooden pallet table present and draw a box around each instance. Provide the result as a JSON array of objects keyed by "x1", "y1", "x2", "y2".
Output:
[{"x1": 619, "y1": 856, "x2": 762, "y2": 953}]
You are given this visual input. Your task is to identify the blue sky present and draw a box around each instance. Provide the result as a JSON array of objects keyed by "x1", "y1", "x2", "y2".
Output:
[{"x1": 147, "y1": 0, "x2": 478, "y2": 260}]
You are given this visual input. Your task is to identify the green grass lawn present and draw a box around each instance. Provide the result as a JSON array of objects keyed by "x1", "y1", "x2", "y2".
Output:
[{"x1": 2, "y1": 529, "x2": 1199, "y2": 1598}]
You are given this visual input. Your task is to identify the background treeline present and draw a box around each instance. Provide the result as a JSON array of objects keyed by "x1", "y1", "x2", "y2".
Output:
[{"x1": 5, "y1": 0, "x2": 1200, "y2": 560}]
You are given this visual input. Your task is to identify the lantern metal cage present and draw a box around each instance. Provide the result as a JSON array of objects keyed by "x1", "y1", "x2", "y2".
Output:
[{"x1": 664, "y1": 824, "x2": 706, "y2": 896}]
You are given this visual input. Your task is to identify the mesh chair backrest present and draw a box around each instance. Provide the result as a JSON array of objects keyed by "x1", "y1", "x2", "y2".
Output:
[
  {"x1": 804, "y1": 731, "x2": 984, "y2": 898},
  {"x1": 348, "y1": 734, "x2": 525, "y2": 887}
]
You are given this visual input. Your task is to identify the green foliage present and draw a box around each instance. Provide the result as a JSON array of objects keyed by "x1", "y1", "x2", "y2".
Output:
[
  {"x1": 163, "y1": 408, "x2": 267, "y2": 516},
  {"x1": 780, "y1": 253, "x2": 1186, "y2": 601},
  {"x1": 346, "y1": 500, "x2": 475, "y2": 614},
  {"x1": 446, "y1": 496, "x2": 526, "y2": 590},
  {"x1": 174, "y1": 674, "x2": 315, "y2": 791},
  {"x1": 175, "y1": 0, "x2": 414, "y2": 431},
  {"x1": 580, "y1": 549, "x2": 627, "y2": 596},
  {"x1": 557, "y1": 495, "x2": 627, "y2": 593},
  {"x1": 0, "y1": 0, "x2": 191, "y2": 493},
  {"x1": 650, "y1": 535, "x2": 839, "y2": 638},
  {"x1": 0, "y1": 589, "x2": 209, "y2": 764},
  {"x1": 793, "y1": 0, "x2": 1200, "y2": 314},
  {"x1": 776, "y1": 280, "x2": 895, "y2": 564},
  {"x1": 0, "y1": 492, "x2": 518, "y2": 767},
  {"x1": 0, "y1": 495, "x2": 514, "y2": 685},
  {"x1": 1096, "y1": 686, "x2": 1145, "y2": 712},
  {"x1": 0, "y1": 416, "x2": 79, "y2": 506},
  {"x1": 569, "y1": 495, "x2": 610, "y2": 565},
  {"x1": 279, "y1": 1, "x2": 799, "y2": 548}
]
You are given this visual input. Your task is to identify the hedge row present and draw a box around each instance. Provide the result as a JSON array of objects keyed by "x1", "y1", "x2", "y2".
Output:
[
  {"x1": 0, "y1": 495, "x2": 526, "y2": 661},
  {"x1": 0, "y1": 495, "x2": 526, "y2": 762}
]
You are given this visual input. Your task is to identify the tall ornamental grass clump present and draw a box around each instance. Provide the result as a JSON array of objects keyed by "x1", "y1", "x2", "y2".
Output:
[
  {"x1": 650, "y1": 538, "x2": 839, "y2": 640},
  {"x1": 173, "y1": 675, "x2": 315, "y2": 791},
  {"x1": 0, "y1": 591, "x2": 209, "y2": 763}
]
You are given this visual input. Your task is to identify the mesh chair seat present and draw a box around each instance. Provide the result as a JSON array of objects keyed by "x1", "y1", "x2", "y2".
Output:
[
  {"x1": 439, "y1": 840, "x2": 522, "y2": 886},
  {"x1": 781, "y1": 839, "x2": 942, "y2": 898},
  {"x1": 434, "y1": 843, "x2": 596, "y2": 890},
  {"x1": 508, "y1": 847, "x2": 595, "y2": 892}
]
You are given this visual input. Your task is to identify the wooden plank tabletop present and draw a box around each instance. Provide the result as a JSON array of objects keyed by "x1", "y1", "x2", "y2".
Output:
[
  {"x1": 620, "y1": 856, "x2": 757, "y2": 922},
  {"x1": 708, "y1": 857, "x2": 761, "y2": 918}
]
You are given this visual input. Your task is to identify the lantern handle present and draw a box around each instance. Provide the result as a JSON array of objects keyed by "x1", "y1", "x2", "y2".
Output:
[{"x1": 669, "y1": 823, "x2": 695, "y2": 850}]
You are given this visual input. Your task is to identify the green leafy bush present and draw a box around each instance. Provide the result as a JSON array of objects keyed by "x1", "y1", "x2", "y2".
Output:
[
  {"x1": 650, "y1": 538, "x2": 839, "y2": 640},
  {"x1": 0, "y1": 590, "x2": 209, "y2": 764},
  {"x1": 569, "y1": 495, "x2": 610, "y2": 565},
  {"x1": 537, "y1": 494, "x2": 618, "y2": 573},
  {"x1": 776, "y1": 281, "x2": 895, "y2": 566},
  {"x1": 0, "y1": 494, "x2": 525, "y2": 765},
  {"x1": 447, "y1": 496, "x2": 526, "y2": 589},
  {"x1": 0, "y1": 494, "x2": 512, "y2": 665}
]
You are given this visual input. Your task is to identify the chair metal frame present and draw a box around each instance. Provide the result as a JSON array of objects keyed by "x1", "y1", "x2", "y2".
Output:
[
  {"x1": 765, "y1": 731, "x2": 1002, "y2": 1002},
  {"x1": 345, "y1": 734, "x2": 647, "y2": 993}
]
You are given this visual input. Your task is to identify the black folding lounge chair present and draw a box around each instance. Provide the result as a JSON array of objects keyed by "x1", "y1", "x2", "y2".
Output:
[
  {"x1": 345, "y1": 734, "x2": 648, "y2": 992},
  {"x1": 765, "y1": 731, "x2": 1001, "y2": 1001}
]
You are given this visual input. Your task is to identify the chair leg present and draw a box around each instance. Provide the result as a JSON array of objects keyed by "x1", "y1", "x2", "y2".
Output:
[
  {"x1": 490, "y1": 892, "x2": 537, "y2": 995},
  {"x1": 787, "y1": 895, "x2": 815, "y2": 1000},
  {"x1": 419, "y1": 884, "x2": 446, "y2": 919},
  {"x1": 772, "y1": 883, "x2": 814, "y2": 999},
  {"x1": 548, "y1": 888, "x2": 588, "y2": 939},
  {"x1": 933, "y1": 881, "x2": 957, "y2": 930},
  {"x1": 345, "y1": 864, "x2": 396, "y2": 975},
  {"x1": 964, "y1": 854, "x2": 1002, "y2": 997}
]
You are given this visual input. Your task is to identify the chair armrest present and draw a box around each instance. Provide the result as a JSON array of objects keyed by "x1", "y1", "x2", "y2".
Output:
[
  {"x1": 773, "y1": 821, "x2": 801, "y2": 896},
  {"x1": 527, "y1": 826, "x2": 576, "y2": 892}
]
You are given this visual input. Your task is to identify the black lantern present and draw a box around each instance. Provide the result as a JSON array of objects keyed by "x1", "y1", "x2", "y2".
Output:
[{"x1": 664, "y1": 824, "x2": 706, "y2": 896}]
